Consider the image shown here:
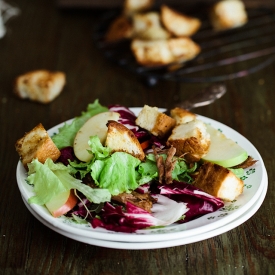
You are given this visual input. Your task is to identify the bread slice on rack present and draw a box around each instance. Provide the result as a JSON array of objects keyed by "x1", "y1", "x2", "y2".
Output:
[
  {"x1": 209, "y1": 0, "x2": 248, "y2": 31},
  {"x1": 15, "y1": 123, "x2": 61, "y2": 170},
  {"x1": 105, "y1": 15, "x2": 133, "y2": 42},
  {"x1": 132, "y1": 12, "x2": 170, "y2": 40},
  {"x1": 167, "y1": 119, "x2": 210, "y2": 162},
  {"x1": 193, "y1": 161, "x2": 244, "y2": 201},
  {"x1": 105, "y1": 120, "x2": 145, "y2": 161},
  {"x1": 135, "y1": 105, "x2": 176, "y2": 138},
  {"x1": 161, "y1": 5, "x2": 201, "y2": 37},
  {"x1": 131, "y1": 37, "x2": 201, "y2": 66},
  {"x1": 123, "y1": 0, "x2": 155, "y2": 16},
  {"x1": 14, "y1": 70, "x2": 66, "y2": 104}
]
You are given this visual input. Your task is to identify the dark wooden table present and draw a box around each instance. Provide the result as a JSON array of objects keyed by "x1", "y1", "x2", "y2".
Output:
[{"x1": 1, "y1": 0, "x2": 275, "y2": 274}]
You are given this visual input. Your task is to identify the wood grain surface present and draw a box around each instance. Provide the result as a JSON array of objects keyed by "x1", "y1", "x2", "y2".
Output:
[{"x1": 1, "y1": 0, "x2": 275, "y2": 274}]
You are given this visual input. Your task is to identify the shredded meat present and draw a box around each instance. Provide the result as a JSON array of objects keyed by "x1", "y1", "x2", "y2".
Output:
[
  {"x1": 165, "y1": 146, "x2": 177, "y2": 184},
  {"x1": 81, "y1": 173, "x2": 98, "y2": 188},
  {"x1": 232, "y1": 156, "x2": 258, "y2": 169},
  {"x1": 153, "y1": 145, "x2": 177, "y2": 184},
  {"x1": 156, "y1": 154, "x2": 165, "y2": 183},
  {"x1": 112, "y1": 191, "x2": 157, "y2": 213}
]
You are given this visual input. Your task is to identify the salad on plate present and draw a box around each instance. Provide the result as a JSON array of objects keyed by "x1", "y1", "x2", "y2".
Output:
[{"x1": 15, "y1": 100, "x2": 256, "y2": 233}]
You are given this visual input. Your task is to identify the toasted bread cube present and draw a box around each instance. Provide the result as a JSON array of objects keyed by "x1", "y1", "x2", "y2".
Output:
[
  {"x1": 132, "y1": 12, "x2": 170, "y2": 40},
  {"x1": 105, "y1": 120, "x2": 145, "y2": 161},
  {"x1": 14, "y1": 70, "x2": 66, "y2": 104},
  {"x1": 209, "y1": 0, "x2": 248, "y2": 31},
  {"x1": 170, "y1": 107, "x2": 197, "y2": 124},
  {"x1": 193, "y1": 162, "x2": 244, "y2": 201},
  {"x1": 105, "y1": 15, "x2": 133, "y2": 42},
  {"x1": 168, "y1": 38, "x2": 201, "y2": 62},
  {"x1": 131, "y1": 37, "x2": 201, "y2": 66},
  {"x1": 131, "y1": 39, "x2": 173, "y2": 66},
  {"x1": 167, "y1": 119, "x2": 210, "y2": 162},
  {"x1": 15, "y1": 123, "x2": 61, "y2": 170},
  {"x1": 135, "y1": 105, "x2": 176, "y2": 138},
  {"x1": 161, "y1": 5, "x2": 201, "y2": 37},
  {"x1": 123, "y1": 0, "x2": 155, "y2": 15}
]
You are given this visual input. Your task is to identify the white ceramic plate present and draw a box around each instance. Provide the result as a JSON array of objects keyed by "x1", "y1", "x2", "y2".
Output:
[
  {"x1": 16, "y1": 108, "x2": 268, "y2": 244},
  {"x1": 21, "y1": 176, "x2": 267, "y2": 249}
]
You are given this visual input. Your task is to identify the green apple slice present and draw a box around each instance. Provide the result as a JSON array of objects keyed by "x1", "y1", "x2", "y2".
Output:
[
  {"x1": 202, "y1": 124, "x2": 248, "y2": 167},
  {"x1": 73, "y1": 111, "x2": 120, "y2": 162},
  {"x1": 45, "y1": 190, "x2": 78, "y2": 218}
]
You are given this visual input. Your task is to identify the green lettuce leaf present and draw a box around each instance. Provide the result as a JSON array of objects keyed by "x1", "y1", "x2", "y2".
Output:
[
  {"x1": 90, "y1": 152, "x2": 141, "y2": 195},
  {"x1": 87, "y1": 135, "x2": 111, "y2": 160},
  {"x1": 52, "y1": 99, "x2": 108, "y2": 149},
  {"x1": 27, "y1": 159, "x2": 111, "y2": 205},
  {"x1": 137, "y1": 157, "x2": 158, "y2": 184}
]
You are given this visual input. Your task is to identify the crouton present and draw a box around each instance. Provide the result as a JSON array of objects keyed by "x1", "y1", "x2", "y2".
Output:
[
  {"x1": 15, "y1": 123, "x2": 61, "y2": 170},
  {"x1": 209, "y1": 0, "x2": 248, "y2": 31},
  {"x1": 105, "y1": 15, "x2": 133, "y2": 42},
  {"x1": 132, "y1": 12, "x2": 170, "y2": 40},
  {"x1": 161, "y1": 5, "x2": 201, "y2": 37},
  {"x1": 193, "y1": 162, "x2": 244, "y2": 201},
  {"x1": 123, "y1": 0, "x2": 155, "y2": 16},
  {"x1": 135, "y1": 105, "x2": 176, "y2": 138},
  {"x1": 167, "y1": 119, "x2": 210, "y2": 162},
  {"x1": 105, "y1": 120, "x2": 145, "y2": 161},
  {"x1": 131, "y1": 37, "x2": 201, "y2": 66},
  {"x1": 170, "y1": 107, "x2": 197, "y2": 124},
  {"x1": 14, "y1": 70, "x2": 66, "y2": 104}
]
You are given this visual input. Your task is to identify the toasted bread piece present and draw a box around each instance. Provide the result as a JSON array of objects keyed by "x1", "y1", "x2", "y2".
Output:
[
  {"x1": 14, "y1": 70, "x2": 66, "y2": 104},
  {"x1": 131, "y1": 37, "x2": 201, "y2": 66},
  {"x1": 193, "y1": 162, "x2": 244, "y2": 201},
  {"x1": 170, "y1": 107, "x2": 197, "y2": 124},
  {"x1": 132, "y1": 12, "x2": 170, "y2": 40},
  {"x1": 161, "y1": 5, "x2": 201, "y2": 37},
  {"x1": 167, "y1": 119, "x2": 210, "y2": 162},
  {"x1": 135, "y1": 105, "x2": 176, "y2": 138},
  {"x1": 15, "y1": 123, "x2": 61, "y2": 170},
  {"x1": 105, "y1": 15, "x2": 133, "y2": 42},
  {"x1": 105, "y1": 120, "x2": 145, "y2": 161},
  {"x1": 209, "y1": 0, "x2": 248, "y2": 31},
  {"x1": 123, "y1": 0, "x2": 155, "y2": 16}
]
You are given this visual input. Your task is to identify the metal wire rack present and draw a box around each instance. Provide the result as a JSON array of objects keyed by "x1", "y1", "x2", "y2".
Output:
[{"x1": 93, "y1": 6, "x2": 275, "y2": 85}]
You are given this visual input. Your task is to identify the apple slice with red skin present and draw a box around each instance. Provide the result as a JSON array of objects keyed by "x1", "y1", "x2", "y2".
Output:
[{"x1": 45, "y1": 189, "x2": 78, "y2": 218}]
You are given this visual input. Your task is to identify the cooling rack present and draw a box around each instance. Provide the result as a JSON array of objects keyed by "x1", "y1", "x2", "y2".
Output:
[{"x1": 93, "y1": 7, "x2": 275, "y2": 85}]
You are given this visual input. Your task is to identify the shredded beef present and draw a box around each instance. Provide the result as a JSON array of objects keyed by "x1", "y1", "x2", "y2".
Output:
[
  {"x1": 82, "y1": 173, "x2": 97, "y2": 188},
  {"x1": 153, "y1": 145, "x2": 177, "y2": 184},
  {"x1": 112, "y1": 191, "x2": 157, "y2": 213}
]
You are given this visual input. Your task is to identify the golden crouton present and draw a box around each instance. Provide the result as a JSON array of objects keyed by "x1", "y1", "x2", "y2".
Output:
[
  {"x1": 193, "y1": 162, "x2": 244, "y2": 201},
  {"x1": 170, "y1": 107, "x2": 197, "y2": 125},
  {"x1": 209, "y1": 0, "x2": 248, "y2": 31},
  {"x1": 161, "y1": 5, "x2": 201, "y2": 37},
  {"x1": 105, "y1": 120, "x2": 145, "y2": 161},
  {"x1": 123, "y1": 0, "x2": 155, "y2": 16},
  {"x1": 132, "y1": 12, "x2": 170, "y2": 40},
  {"x1": 105, "y1": 15, "x2": 133, "y2": 42},
  {"x1": 135, "y1": 105, "x2": 176, "y2": 138},
  {"x1": 14, "y1": 70, "x2": 66, "y2": 104},
  {"x1": 15, "y1": 123, "x2": 61, "y2": 170},
  {"x1": 167, "y1": 119, "x2": 210, "y2": 162},
  {"x1": 131, "y1": 37, "x2": 201, "y2": 66}
]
